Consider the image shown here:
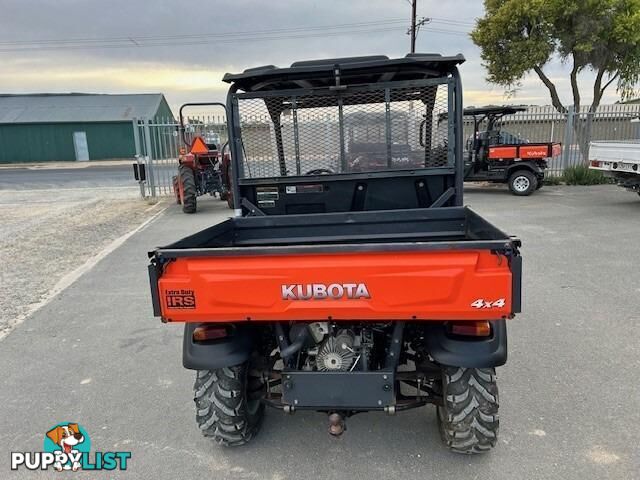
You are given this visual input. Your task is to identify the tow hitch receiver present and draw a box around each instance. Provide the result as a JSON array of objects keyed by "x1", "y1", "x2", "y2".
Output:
[{"x1": 328, "y1": 413, "x2": 345, "y2": 437}]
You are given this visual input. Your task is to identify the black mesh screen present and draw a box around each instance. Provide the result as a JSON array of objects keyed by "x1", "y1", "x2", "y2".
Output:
[{"x1": 234, "y1": 81, "x2": 451, "y2": 179}]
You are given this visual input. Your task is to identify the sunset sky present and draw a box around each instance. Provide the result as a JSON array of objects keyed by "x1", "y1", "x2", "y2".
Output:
[{"x1": 0, "y1": 0, "x2": 623, "y2": 113}]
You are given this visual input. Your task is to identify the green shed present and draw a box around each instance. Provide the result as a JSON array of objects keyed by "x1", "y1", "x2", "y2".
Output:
[{"x1": 0, "y1": 93, "x2": 173, "y2": 163}]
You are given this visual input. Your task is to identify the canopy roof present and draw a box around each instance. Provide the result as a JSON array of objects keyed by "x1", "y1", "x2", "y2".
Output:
[
  {"x1": 223, "y1": 53, "x2": 465, "y2": 92},
  {"x1": 463, "y1": 106, "x2": 527, "y2": 117}
]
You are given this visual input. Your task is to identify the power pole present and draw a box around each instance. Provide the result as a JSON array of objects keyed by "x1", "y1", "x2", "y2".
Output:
[
  {"x1": 410, "y1": 0, "x2": 417, "y2": 53},
  {"x1": 407, "y1": 1, "x2": 429, "y2": 53}
]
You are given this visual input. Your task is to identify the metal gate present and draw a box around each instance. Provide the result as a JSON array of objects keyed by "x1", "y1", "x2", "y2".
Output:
[{"x1": 133, "y1": 115, "x2": 227, "y2": 198}]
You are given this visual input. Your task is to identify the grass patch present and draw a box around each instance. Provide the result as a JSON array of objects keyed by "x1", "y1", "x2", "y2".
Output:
[
  {"x1": 561, "y1": 165, "x2": 610, "y2": 185},
  {"x1": 543, "y1": 174, "x2": 563, "y2": 185}
]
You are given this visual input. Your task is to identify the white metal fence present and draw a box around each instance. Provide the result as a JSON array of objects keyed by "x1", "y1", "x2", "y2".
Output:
[{"x1": 134, "y1": 104, "x2": 640, "y2": 198}]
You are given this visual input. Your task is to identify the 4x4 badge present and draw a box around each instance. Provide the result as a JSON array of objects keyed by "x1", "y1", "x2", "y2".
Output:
[{"x1": 470, "y1": 298, "x2": 506, "y2": 309}]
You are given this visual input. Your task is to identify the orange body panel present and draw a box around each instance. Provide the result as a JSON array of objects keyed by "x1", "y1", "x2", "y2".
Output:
[
  {"x1": 158, "y1": 250, "x2": 513, "y2": 323},
  {"x1": 488, "y1": 146, "x2": 518, "y2": 159},
  {"x1": 179, "y1": 153, "x2": 196, "y2": 167},
  {"x1": 519, "y1": 144, "x2": 551, "y2": 159},
  {"x1": 488, "y1": 143, "x2": 561, "y2": 161}
]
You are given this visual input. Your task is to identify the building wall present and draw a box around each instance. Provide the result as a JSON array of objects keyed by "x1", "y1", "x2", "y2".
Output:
[
  {"x1": 0, "y1": 121, "x2": 136, "y2": 163},
  {"x1": 154, "y1": 97, "x2": 174, "y2": 121}
]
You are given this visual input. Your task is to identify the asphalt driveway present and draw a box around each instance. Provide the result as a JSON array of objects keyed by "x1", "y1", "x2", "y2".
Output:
[
  {"x1": 0, "y1": 185, "x2": 638, "y2": 479},
  {"x1": 0, "y1": 164, "x2": 134, "y2": 190}
]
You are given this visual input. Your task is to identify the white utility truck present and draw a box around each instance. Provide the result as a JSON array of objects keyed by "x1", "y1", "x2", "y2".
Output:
[{"x1": 589, "y1": 140, "x2": 640, "y2": 197}]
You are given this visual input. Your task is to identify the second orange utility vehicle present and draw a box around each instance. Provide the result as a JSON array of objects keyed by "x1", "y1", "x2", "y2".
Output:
[
  {"x1": 464, "y1": 106, "x2": 561, "y2": 195},
  {"x1": 148, "y1": 54, "x2": 522, "y2": 454}
]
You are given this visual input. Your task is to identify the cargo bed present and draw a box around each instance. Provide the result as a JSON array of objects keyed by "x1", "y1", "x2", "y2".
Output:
[
  {"x1": 152, "y1": 206, "x2": 517, "y2": 255},
  {"x1": 149, "y1": 207, "x2": 521, "y2": 323}
]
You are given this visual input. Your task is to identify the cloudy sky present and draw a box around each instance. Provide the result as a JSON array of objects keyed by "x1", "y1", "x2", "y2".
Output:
[{"x1": 0, "y1": 0, "x2": 623, "y2": 112}]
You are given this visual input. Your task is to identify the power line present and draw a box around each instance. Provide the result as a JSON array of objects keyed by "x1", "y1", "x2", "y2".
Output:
[
  {"x1": 423, "y1": 27, "x2": 470, "y2": 36},
  {"x1": 0, "y1": 26, "x2": 407, "y2": 53},
  {"x1": 430, "y1": 17, "x2": 476, "y2": 27},
  {"x1": 0, "y1": 18, "x2": 407, "y2": 46},
  {"x1": 0, "y1": 15, "x2": 473, "y2": 54}
]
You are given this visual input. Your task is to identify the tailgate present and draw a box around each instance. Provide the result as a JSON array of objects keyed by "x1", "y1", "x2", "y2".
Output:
[{"x1": 151, "y1": 249, "x2": 519, "y2": 322}]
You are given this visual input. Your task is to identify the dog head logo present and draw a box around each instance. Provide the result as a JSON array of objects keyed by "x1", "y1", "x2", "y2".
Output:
[
  {"x1": 44, "y1": 423, "x2": 90, "y2": 472},
  {"x1": 47, "y1": 424, "x2": 84, "y2": 453}
]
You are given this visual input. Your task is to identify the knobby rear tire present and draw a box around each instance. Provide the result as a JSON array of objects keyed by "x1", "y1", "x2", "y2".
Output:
[
  {"x1": 193, "y1": 363, "x2": 265, "y2": 447},
  {"x1": 437, "y1": 367, "x2": 499, "y2": 454},
  {"x1": 179, "y1": 164, "x2": 197, "y2": 213}
]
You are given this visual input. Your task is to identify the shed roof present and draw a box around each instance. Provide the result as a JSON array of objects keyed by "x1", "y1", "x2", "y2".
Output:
[{"x1": 0, "y1": 93, "x2": 167, "y2": 124}]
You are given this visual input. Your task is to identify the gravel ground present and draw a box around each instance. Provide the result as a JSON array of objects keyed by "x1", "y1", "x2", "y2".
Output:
[{"x1": 0, "y1": 186, "x2": 161, "y2": 337}]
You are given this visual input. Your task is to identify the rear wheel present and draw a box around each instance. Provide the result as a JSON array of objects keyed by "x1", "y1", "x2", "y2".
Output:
[
  {"x1": 508, "y1": 170, "x2": 537, "y2": 196},
  {"x1": 437, "y1": 367, "x2": 499, "y2": 454},
  {"x1": 178, "y1": 164, "x2": 197, "y2": 213},
  {"x1": 193, "y1": 362, "x2": 265, "y2": 447}
]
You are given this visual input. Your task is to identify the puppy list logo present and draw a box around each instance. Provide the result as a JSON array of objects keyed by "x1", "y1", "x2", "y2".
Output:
[{"x1": 10, "y1": 422, "x2": 131, "y2": 472}]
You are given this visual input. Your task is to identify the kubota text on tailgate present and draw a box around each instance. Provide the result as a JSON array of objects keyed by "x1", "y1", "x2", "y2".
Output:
[{"x1": 281, "y1": 283, "x2": 371, "y2": 300}]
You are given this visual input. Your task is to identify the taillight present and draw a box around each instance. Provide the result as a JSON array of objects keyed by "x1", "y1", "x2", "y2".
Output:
[
  {"x1": 447, "y1": 321, "x2": 491, "y2": 337},
  {"x1": 193, "y1": 325, "x2": 227, "y2": 342},
  {"x1": 590, "y1": 160, "x2": 601, "y2": 168}
]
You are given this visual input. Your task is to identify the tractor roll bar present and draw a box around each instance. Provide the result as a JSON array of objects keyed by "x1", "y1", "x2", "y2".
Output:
[{"x1": 178, "y1": 102, "x2": 229, "y2": 148}]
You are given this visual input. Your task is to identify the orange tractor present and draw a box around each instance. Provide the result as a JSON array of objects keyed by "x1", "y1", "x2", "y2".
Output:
[{"x1": 173, "y1": 103, "x2": 233, "y2": 213}]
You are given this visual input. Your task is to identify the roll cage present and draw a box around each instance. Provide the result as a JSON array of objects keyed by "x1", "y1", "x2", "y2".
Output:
[{"x1": 222, "y1": 54, "x2": 466, "y2": 216}]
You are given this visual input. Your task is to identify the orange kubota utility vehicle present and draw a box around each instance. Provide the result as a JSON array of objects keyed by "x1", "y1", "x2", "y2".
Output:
[
  {"x1": 148, "y1": 54, "x2": 522, "y2": 454},
  {"x1": 463, "y1": 106, "x2": 562, "y2": 195}
]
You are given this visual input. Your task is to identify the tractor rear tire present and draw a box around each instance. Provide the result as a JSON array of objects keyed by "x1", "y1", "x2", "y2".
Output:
[
  {"x1": 508, "y1": 170, "x2": 537, "y2": 196},
  {"x1": 179, "y1": 164, "x2": 197, "y2": 213},
  {"x1": 193, "y1": 363, "x2": 265, "y2": 447},
  {"x1": 437, "y1": 367, "x2": 499, "y2": 454}
]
